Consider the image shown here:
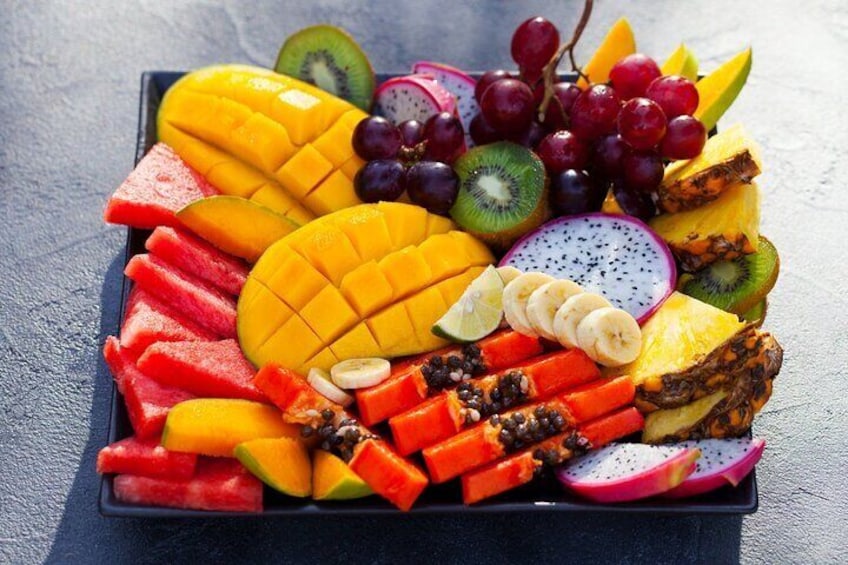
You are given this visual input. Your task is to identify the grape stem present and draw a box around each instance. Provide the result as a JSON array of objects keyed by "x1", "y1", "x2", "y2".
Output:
[{"x1": 538, "y1": 0, "x2": 593, "y2": 123}]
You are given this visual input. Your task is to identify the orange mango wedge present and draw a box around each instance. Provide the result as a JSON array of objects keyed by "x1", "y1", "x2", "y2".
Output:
[{"x1": 577, "y1": 17, "x2": 636, "y2": 87}]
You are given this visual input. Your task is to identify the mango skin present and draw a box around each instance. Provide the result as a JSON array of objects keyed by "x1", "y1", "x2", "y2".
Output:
[
  {"x1": 695, "y1": 48, "x2": 752, "y2": 132},
  {"x1": 312, "y1": 450, "x2": 372, "y2": 500},
  {"x1": 235, "y1": 437, "x2": 312, "y2": 497}
]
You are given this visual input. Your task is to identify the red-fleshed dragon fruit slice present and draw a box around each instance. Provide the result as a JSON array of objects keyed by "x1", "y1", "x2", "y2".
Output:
[
  {"x1": 500, "y1": 213, "x2": 677, "y2": 324},
  {"x1": 556, "y1": 442, "x2": 700, "y2": 503},
  {"x1": 663, "y1": 437, "x2": 765, "y2": 498},
  {"x1": 412, "y1": 61, "x2": 479, "y2": 146},
  {"x1": 373, "y1": 74, "x2": 458, "y2": 125}
]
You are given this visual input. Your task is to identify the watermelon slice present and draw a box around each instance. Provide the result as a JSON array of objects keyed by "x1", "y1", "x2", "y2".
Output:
[
  {"x1": 97, "y1": 435, "x2": 197, "y2": 479},
  {"x1": 145, "y1": 227, "x2": 248, "y2": 296},
  {"x1": 124, "y1": 254, "x2": 237, "y2": 338},
  {"x1": 104, "y1": 143, "x2": 217, "y2": 229},
  {"x1": 103, "y1": 336, "x2": 195, "y2": 439},
  {"x1": 120, "y1": 288, "x2": 217, "y2": 352},
  {"x1": 113, "y1": 458, "x2": 263, "y2": 512},
  {"x1": 137, "y1": 340, "x2": 265, "y2": 402}
]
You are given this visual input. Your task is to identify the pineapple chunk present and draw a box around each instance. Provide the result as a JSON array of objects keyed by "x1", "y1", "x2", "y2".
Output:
[
  {"x1": 650, "y1": 182, "x2": 760, "y2": 272},
  {"x1": 659, "y1": 124, "x2": 762, "y2": 213},
  {"x1": 642, "y1": 391, "x2": 728, "y2": 444}
]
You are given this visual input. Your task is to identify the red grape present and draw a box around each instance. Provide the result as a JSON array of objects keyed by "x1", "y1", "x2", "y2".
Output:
[
  {"x1": 475, "y1": 70, "x2": 513, "y2": 103},
  {"x1": 569, "y1": 84, "x2": 622, "y2": 140},
  {"x1": 660, "y1": 116, "x2": 707, "y2": 160},
  {"x1": 398, "y1": 119, "x2": 425, "y2": 147},
  {"x1": 612, "y1": 179, "x2": 657, "y2": 221},
  {"x1": 354, "y1": 160, "x2": 406, "y2": 202},
  {"x1": 549, "y1": 169, "x2": 605, "y2": 216},
  {"x1": 542, "y1": 82, "x2": 583, "y2": 131},
  {"x1": 622, "y1": 150, "x2": 664, "y2": 193},
  {"x1": 646, "y1": 75, "x2": 699, "y2": 118},
  {"x1": 617, "y1": 97, "x2": 667, "y2": 150},
  {"x1": 609, "y1": 54, "x2": 662, "y2": 99},
  {"x1": 352, "y1": 116, "x2": 402, "y2": 160},
  {"x1": 507, "y1": 120, "x2": 547, "y2": 149},
  {"x1": 469, "y1": 113, "x2": 501, "y2": 145},
  {"x1": 592, "y1": 134, "x2": 629, "y2": 178},
  {"x1": 406, "y1": 161, "x2": 459, "y2": 215},
  {"x1": 536, "y1": 131, "x2": 591, "y2": 173},
  {"x1": 511, "y1": 17, "x2": 560, "y2": 72},
  {"x1": 423, "y1": 112, "x2": 465, "y2": 163},
  {"x1": 480, "y1": 78, "x2": 535, "y2": 134}
]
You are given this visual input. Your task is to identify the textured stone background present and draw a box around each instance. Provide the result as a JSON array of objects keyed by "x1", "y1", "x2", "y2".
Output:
[{"x1": 1, "y1": 0, "x2": 846, "y2": 563}]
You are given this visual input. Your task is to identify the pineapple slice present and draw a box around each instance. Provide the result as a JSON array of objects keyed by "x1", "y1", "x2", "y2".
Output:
[
  {"x1": 650, "y1": 181, "x2": 760, "y2": 272},
  {"x1": 659, "y1": 124, "x2": 762, "y2": 213},
  {"x1": 643, "y1": 390, "x2": 728, "y2": 444}
]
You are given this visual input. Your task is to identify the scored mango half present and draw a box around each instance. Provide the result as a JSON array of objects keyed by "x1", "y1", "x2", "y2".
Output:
[
  {"x1": 157, "y1": 64, "x2": 368, "y2": 224},
  {"x1": 238, "y1": 202, "x2": 495, "y2": 373}
]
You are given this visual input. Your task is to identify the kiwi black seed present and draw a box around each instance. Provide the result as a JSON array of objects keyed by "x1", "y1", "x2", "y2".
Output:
[
  {"x1": 680, "y1": 236, "x2": 779, "y2": 315},
  {"x1": 274, "y1": 24, "x2": 375, "y2": 111},
  {"x1": 450, "y1": 141, "x2": 546, "y2": 248}
]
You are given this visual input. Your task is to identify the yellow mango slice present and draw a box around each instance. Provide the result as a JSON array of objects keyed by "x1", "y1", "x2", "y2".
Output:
[
  {"x1": 311, "y1": 114, "x2": 357, "y2": 167},
  {"x1": 275, "y1": 144, "x2": 334, "y2": 200},
  {"x1": 289, "y1": 227, "x2": 361, "y2": 286},
  {"x1": 378, "y1": 201, "x2": 429, "y2": 248},
  {"x1": 335, "y1": 204, "x2": 394, "y2": 262},
  {"x1": 661, "y1": 43, "x2": 699, "y2": 81},
  {"x1": 695, "y1": 47, "x2": 752, "y2": 132},
  {"x1": 253, "y1": 314, "x2": 324, "y2": 371},
  {"x1": 366, "y1": 302, "x2": 418, "y2": 355},
  {"x1": 235, "y1": 437, "x2": 312, "y2": 497},
  {"x1": 378, "y1": 246, "x2": 433, "y2": 299},
  {"x1": 339, "y1": 261, "x2": 395, "y2": 318},
  {"x1": 176, "y1": 196, "x2": 299, "y2": 263},
  {"x1": 249, "y1": 183, "x2": 316, "y2": 225},
  {"x1": 303, "y1": 170, "x2": 363, "y2": 217},
  {"x1": 299, "y1": 285, "x2": 360, "y2": 343},
  {"x1": 312, "y1": 450, "x2": 372, "y2": 500},
  {"x1": 330, "y1": 323, "x2": 384, "y2": 362},
  {"x1": 577, "y1": 17, "x2": 636, "y2": 87},
  {"x1": 237, "y1": 278, "x2": 294, "y2": 354},
  {"x1": 259, "y1": 252, "x2": 330, "y2": 311},
  {"x1": 302, "y1": 348, "x2": 341, "y2": 374},
  {"x1": 162, "y1": 399, "x2": 299, "y2": 457},
  {"x1": 340, "y1": 154, "x2": 367, "y2": 180}
]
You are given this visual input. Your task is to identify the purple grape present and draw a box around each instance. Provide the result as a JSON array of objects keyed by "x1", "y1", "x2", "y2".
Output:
[
  {"x1": 622, "y1": 150, "x2": 664, "y2": 193},
  {"x1": 549, "y1": 169, "x2": 605, "y2": 216},
  {"x1": 423, "y1": 112, "x2": 465, "y2": 163},
  {"x1": 398, "y1": 119, "x2": 425, "y2": 147},
  {"x1": 405, "y1": 161, "x2": 459, "y2": 215},
  {"x1": 592, "y1": 134, "x2": 629, "y2": 178},
  {"x1": 354, "y1": 159, "x2": 406, "y2": 202},
  {"x1": 469, "y1": 113, "x2": 501, "y2": 145},
  {"x1": 612, "y1": 179, "x2": 657, "y2": 221},
  {"x1": 352, "y1": 116, "x2": 402, "y2": 160}
]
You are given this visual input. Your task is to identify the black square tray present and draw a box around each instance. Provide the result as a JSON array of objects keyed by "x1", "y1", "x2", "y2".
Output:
[{"x1": 98, "y1": 71, "x2": 758, "y2": 517}]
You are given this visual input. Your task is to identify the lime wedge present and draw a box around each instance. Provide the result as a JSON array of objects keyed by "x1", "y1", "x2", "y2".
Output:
[{"x1": 432, "y1": 265, "x2": 504, "y2": 343}]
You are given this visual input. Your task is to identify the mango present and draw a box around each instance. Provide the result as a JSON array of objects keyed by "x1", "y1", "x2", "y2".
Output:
[
  {"x1": 577, "y1": 18, "x2": 636, "y2": 88},
  {"x1": 312, "y1": 450, "x2": 372, "y2": 500},
  {"x1": 695, "y1": 47, "x2": 752, "y2": 132},
  {"x1": 661, "y1": 43, "x2": 699, "y2": 81},
  {"x1": 162, "y1": 398, "x2": 300, "y2": 457},
  {"x1": 235, "y1": 437, "x2": 312, "y2": 497}
]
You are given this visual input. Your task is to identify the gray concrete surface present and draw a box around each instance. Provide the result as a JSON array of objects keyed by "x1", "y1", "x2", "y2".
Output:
[{"x1": 1, "y1": 0, "x2": 846, "y2": 563}]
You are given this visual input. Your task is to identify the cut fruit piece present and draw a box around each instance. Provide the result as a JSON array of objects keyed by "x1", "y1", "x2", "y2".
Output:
[
  {"x1": 432, "y1": 265, "x2": 504, "y2": 343},
  {"x1": 234, "y1": 437, "x2": 312, "y2": 497},
  {"x1": 97, "y1": 435, "x2": 198, "y2": 479},
  {"x1": 312, "y1": 450, "x2": 373, "y2": 500},
  {"x1": 663, "y1": 437, "x2": 765, "y2": 498},
  {"x1": 740, "y1": 299, "x2": 767, "y2": 327},
  {"x1": 496, "y1": 265, "x2": 522, "y2": 286},
  {"x1": 575, "y1": 307, "x2": 642, "y2": 368},
  {"x1": 642, "y1": 390, "x2": 728, "y2": 444},
  {"x1": 695, "y1": 47, "x2": 752, "y2": 132},
  {"x1": 553, "y1": 292, "x2": 612, "y2": 349},
  {"x1": 176, "y1": 196, "x2": 299, "y2": 263},
  {"x1": 120, "y1": 288, "x2": 218, "y2": 353},
  {"x1": 526, "y1": 279, "x2": 584, "y2": 342},
  {"x1": 678, "y1": 236, "x2": 779, "y2": 315},
  {"x1": 411, "y1": 61, "x2": 478, "y2": 146},
  {"x1": 502, "y1": 272, "x2": 555, "y2": 337},
  {"x1": 347, "y1": 439, "x2": 428, "y2": 512},
  {"x1": 577, "y1": 17, "x2": 636, "y2": 88},
  {"x1": 274, "y1": 25, "x2": 375, "y2": 111},
  {"x1": 651, "y1": 182, "x2": 760, "y2": 272},
  {"x1": 114, "y1": 458, "x2": 263, "y2": 513},
  {"x1": 161, "y1": 398, "x2": 300, "y2": 457},
  {"x1": 658, "y1": 124, "x2": 762, "y2": 213},
  {"x1": 373, "y1": 74, "x2": 458, "y2": 124},
  {"x1": 661, "y1": 43, "x2": 699, "y2": 81},
  {"x1": 450, "y1": 142, "x2": 548, "y2": 250},
  {"x1": 307, "y1": 367, "x2": 354, "y2": 407},
  {"x1": 331, "y1": 358, "x2": 391, "y2": 389}
]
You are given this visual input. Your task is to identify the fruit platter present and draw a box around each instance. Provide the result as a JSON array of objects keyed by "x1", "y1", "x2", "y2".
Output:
[{"x1": 98, "y1": 3, "x2": 782, "y2": 516}]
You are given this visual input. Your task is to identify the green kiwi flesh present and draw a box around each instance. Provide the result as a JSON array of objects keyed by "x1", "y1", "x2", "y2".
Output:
[
  {"x1": 450, "y1": 142, "x2": 546, "y2": 234},
  {"x1": 740, "y1": 299, "x2": 767, "y2": 327},
  {"x1": 680, "y1": 235, "x2": 779, "y2": 315},
  {"x1": 274, "y1": 24, "x2": 375, "y2": 111}
]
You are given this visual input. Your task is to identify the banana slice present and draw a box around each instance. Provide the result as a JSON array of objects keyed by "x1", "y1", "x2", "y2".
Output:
[
  {"x1": 307, "y1": 367, "x2": 354, "y2": 406},
  {"x1": 330, "y1": 358, "x2": 391, "y2": 389},
  {"x1": 496, "y1": 265, "x2": 523, "y2": 286},
  {"x1": 553, "y1": 292, "x2": 612, "y2": 349},
  {"x1": 526, "y1": 280, "x2": 584, "y2": 341},
  {"x1": 576, "y1": 307, "x2": 643, "y2": 367},
  {"x1": 502, "y1": 272, "x2": 555, "y2": 336}
]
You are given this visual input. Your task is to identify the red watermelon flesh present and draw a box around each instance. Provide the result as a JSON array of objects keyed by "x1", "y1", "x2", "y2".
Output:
[
  {"x1": 124, "y1": 254, "x2": 237, "y2": 338},
  {"x1": 104, "y1": 143, "x2": 217, "y2": 229},
  {"x1": 120, "y1": 287, "x2": 217, "y2": 353},
  {"x1": 137, "y1": 339, "x2": 264, "y2": 402},
  {"x1": 145, "y1": 227, "x2": 248, "y2": 296},
  {"x1": 97, "y1": 435, "x2": 197, "y2": 479},
  {"x1": 103, "y1": 336, "x2": 195, "y2": 439},
  {"x1": 113, "y1": 457, "x2": 263, "y2": 513}
]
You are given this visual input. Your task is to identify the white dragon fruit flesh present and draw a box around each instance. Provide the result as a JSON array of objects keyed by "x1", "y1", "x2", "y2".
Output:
[
  {"x1": 663, "y1": 438, "x2": 765, "y2": 499},
  {"x1": 412, "y1": 61, "x2": 478, "y2": 146},
  {"x1": 373, "y1": 74, "x2": 457, "y2": 125},
  {"x1": 500, "y1": 213, "x2": 677, "y2": 324}
]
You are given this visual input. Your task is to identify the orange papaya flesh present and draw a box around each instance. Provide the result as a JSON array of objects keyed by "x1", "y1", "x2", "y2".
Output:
[
  {"x1": 560, "y1": 376, "x2": 635, "y2": 424},
  {"x1": 579, "y1": 406, "x2": 644, "y2": 447},
  {"x1": 348, "y1": 439, "x2": 429, "y2": 512},
  {"x1": 461, "y1": 451, "x2": 537, "y2": 505},
  {"x1": 355, "y1": 331, "x2": 542, "y2": 426},
  {"x1": 253, "y1": 364, "x2": 339, "y2": 424},
  {"x1": 389, "y1": 349, "x2": 599, "y2": 455}
]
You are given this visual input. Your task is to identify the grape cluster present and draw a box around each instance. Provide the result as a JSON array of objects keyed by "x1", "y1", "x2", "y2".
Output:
[{"x1": 352, "y1": 113, "x2": 466, "y2": 215}]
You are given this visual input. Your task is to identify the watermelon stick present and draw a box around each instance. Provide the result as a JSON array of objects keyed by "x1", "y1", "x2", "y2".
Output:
[{"x1": 389, "y1": 349, "x2": 599, "y2": 455}]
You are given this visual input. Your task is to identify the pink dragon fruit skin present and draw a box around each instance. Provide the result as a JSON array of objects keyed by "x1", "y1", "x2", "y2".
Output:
[
  {"x1": 373, "y1": 74, "x2": 458, "y2": 125},
  {"x1": 412, "y1": 61, "x2": 479, "y2": 146},
  {"x1": 662, "y1": 438, "x2": 765, "y2": 499},
  {"x1": 556, "y1": 443, "x2": 700, "y2": 503}
]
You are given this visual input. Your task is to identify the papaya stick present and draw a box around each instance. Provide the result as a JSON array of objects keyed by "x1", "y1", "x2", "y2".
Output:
[
  {"x1": 253, "y1": 364, "x2": 428, "y2": 511},
  {"x1": 390, "y1": 349, "x2": 599, "y2": 455},
  {"x1": 356, "y1": 330, "x2": 542, "y2": 426},
  {"x1": 461, "y1": 407, "x2": 645, "y2": 505}
]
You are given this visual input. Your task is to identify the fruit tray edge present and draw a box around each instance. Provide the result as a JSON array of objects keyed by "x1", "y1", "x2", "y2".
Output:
[{"x1": 97, "y1": 71, "x2": 758, "y2": 518}]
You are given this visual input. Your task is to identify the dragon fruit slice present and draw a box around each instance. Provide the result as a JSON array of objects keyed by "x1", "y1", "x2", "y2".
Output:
[
  {"x1": 663, "y1": 438, "x2": 765, "y2": 499},
  {"x1": 500, "y1": 213, "x2": 677, "y2": 324},
  {"x1": 412, "y1": 61, "x2": 479, "y2": 146},
  {"x1": 373, "y1": 74, "x2": 458, "y2": 125},
  {"x1": 556, "y1": 442, "x2": 700, "y2": 503}
]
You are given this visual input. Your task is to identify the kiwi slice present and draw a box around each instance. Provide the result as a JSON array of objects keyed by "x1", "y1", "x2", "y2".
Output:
[
  {"x1": 450, "y1": 142, "x2": 546, "y2": 247},
  {"x1": 274, "y1": 25, "x2": 375, "y2": 111},
  {"x1": 740, "y1": 299, "x2": 768, "y2": 327},
  {"x1": 679, "y1": 236, "x2": 779, "y2": 315}
]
